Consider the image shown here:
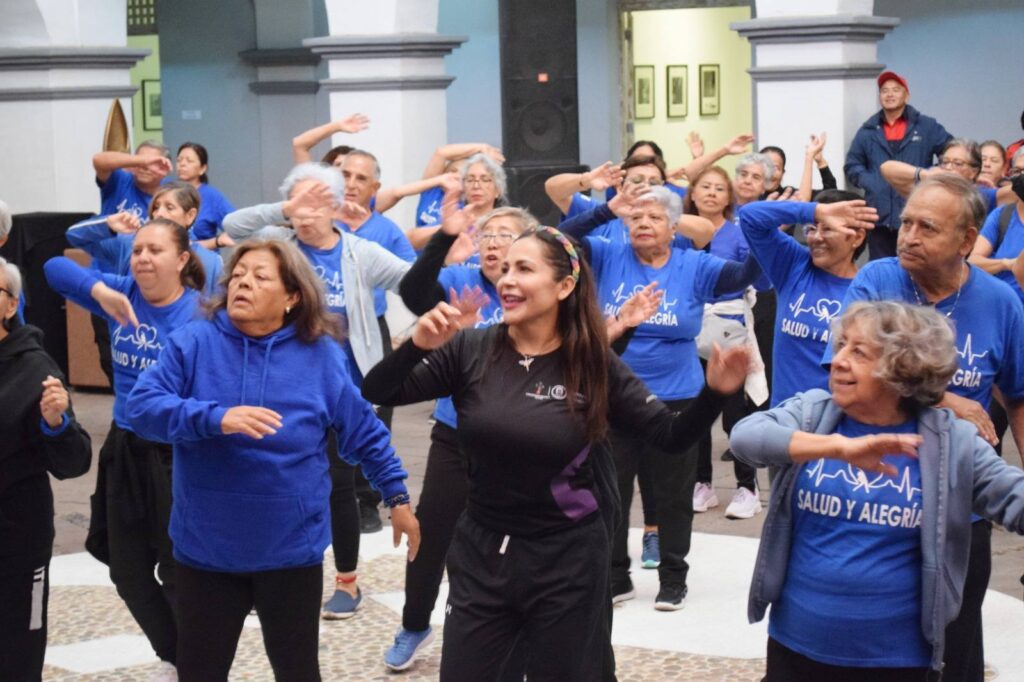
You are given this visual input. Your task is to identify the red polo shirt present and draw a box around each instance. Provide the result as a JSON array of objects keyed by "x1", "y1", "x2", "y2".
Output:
[{"x1": 882, "y1": 111, "x2": 908, "y2": 142}]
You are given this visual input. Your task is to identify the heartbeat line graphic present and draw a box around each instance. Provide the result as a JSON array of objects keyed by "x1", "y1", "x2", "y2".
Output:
[
  {"x1": 787, "y1": 293, "x2": 842, "y2": 323},
  {"x1": 112, "y1": 324, "x2": 162, "y2": 352},
  {"x1": 804, "y1": 459, "x2": 920, "y2": 502},
  {"x1": 313, "y1": 266, "x2": 344, "y2": 292},
  {"x1": 610, "y1": 282, "x2": 677, "y2": 310},
  {"x1": 956, "y1": 334, "x2": 988, "y2": 366}
]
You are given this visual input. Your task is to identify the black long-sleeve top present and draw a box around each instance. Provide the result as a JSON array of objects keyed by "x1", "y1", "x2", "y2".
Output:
[{"x1": 362, "y1": 326, "x2": 725, "y2": 536}]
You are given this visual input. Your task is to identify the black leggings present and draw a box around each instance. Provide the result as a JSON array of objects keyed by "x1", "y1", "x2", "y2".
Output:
[
  {"x1": 97, "y1": 425, "x2": 177, "y2": 662},
  {"x1": 402, "y1": 422, "x2": 468, "y2": 632},
  {"x1": 176, "y1": 562, "x2": 323, "y2": 681},
  {"x1": 695, "y1": 384, "x2": 757, "y2": 491},
  {"x1": 611, "y1": 397, "x2": 699, "y2": 587},
  {"x1": 941, "y1": 519, "x2": 991, "y2": 682},
  {"x1": 764, "y1": 637, "x2": 932, "y2": 682}
]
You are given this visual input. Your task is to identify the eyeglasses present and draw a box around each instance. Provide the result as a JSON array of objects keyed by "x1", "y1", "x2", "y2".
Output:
[
  {"x1": 939, "y1": 158, "x2": 977, "y2": 170},
  {"x1": 475, "y1": 232, "x2": 516, "y2": 245},
  {"x1": 624, "y1": 175, "x2": 664, "y2": 187},
  {"x1": 464, "y1": 176, "x2": 494, "y2": 186}
]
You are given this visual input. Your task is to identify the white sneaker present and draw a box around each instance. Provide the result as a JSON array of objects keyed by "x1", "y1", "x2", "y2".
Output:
[
  {"x1": 692, "y1": 482, "x2": 719, "y2": 512},
  {"x1": 149, "y1": 661, "x2": 177, "y2": 682},
  {"x1": 725, "y1": 487, "x2": 763, "y2": 519}
]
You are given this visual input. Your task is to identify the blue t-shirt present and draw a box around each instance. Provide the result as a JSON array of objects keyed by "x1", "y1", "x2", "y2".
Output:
[
  {"x1": 337, "y1": 212, "x2": 416, "y2": 316},
  {"x1": 739, "y1": 202, "x2": 854, "y2": 406},
  {"x1": 771, "y1": 417, "x2": 929, "y2": 668},
  {"x1": 979, "y1": 205, "x2": 1024, "y2": 304},
  {"x1": 705, "y1": 219, "x2": 770, "y2": 301},
  {"x1": 73, "y1": 273, "x2": 199, "y2": 430},
  {"x1": 415, "y1": 186, "x2": 445, "y2": 227},
  {"x1": 588, "y1": 237, "x2": 723, "y2": 400},
  {"x1": 835, "y1": 258, "x2": 1024, "y2": 408},
  {"x1": 566, "y1": 192, "x2": 599, "y2": 219},
  {"x1": 978, "y1": 185, "x2": 998, "y2": 215},
  {"x1": 191, "y1": 183, "x2": 235, "y2": 241},
  {"x1": 98, "y1": 169, "x2": 152, "y2": 218},
  {"x1": 432, "y1": 267, "x2": 503, "y2": 428}
]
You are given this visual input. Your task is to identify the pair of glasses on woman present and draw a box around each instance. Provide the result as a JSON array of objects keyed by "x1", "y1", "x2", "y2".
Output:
[
  {"x1": 938, "y1": 158, "x2": 977, "y2": 170},
  {"x1": 475, "y1": 232, "x2": 516, "y2": 245},
  {"x1": 464, "y1": 176, "x2": 495, "y2": 186}
]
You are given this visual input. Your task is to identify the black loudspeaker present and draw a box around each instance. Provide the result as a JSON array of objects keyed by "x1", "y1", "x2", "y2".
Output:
[
  {"x1": 498, "y1": 0, "x2": 580, "y2": 167},
  {"x1": 506, "y1": 164, "x2": 588, "y2": 226}
]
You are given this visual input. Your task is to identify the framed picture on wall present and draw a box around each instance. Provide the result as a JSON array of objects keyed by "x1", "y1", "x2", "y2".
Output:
[
  {"x1": 666, "y1": 65, "x2": 687, "y2": 118},
  {"x1": 142, "y1": 79, "x2": 162, "y2": 131},
  {"x1": 699, "y1": 64, "x2": 720, "y2": 116},
  {"x1": 633, "y1": 65, "x2": 655, "y2": 120}
]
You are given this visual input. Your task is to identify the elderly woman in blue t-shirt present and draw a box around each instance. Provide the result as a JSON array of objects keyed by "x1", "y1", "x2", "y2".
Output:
[{"x1": 731, "y1": 301, "x2": 1024, "y2": 681}]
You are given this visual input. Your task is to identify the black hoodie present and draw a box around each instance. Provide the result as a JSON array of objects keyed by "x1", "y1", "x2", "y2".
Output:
[{"x1": 0, "y1": 324, "x2": 91, "y2": 496}]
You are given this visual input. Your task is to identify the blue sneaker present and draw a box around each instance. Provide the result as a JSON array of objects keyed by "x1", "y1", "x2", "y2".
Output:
[
  {"x1": 641, "y1": 531, "x2": 661, "y2": 569},
  {"x1": 321, "y1": 587, "x2": 362, "y2": 620},
  {"x1": 384, "y1": 626, "x2": 435, "y2": 671}
]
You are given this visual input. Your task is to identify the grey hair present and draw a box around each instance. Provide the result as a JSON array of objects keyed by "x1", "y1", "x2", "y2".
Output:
[
  {"x1": 1012, "y1": 146, "x2": 1024, "y2": 166},
  {"x1": 735, "y1": 152, "x2": 775, "y2": 185},
  {"x1": 136, "y1": 139, "x2": 170, "y2": 159},
  {"x1": 637, "y1": 186, "x2": 683, "y2": 226},
  {"x1": 0, "y1": 199, "x2": 11, "y2": 241},
  {"x1": 278, "y1": 162, "x2": 345, "y2": 204},
  {"x1": 941, "y1": 138, "x2": 982, "y2": 172},
  {"x1": 908, "y1": 174, "x2": 987, "y2": 232},
  {"x1": 461, "y1": 153, "x2": 508, "y2": 200},
  {"x1": 0, "y1": 256, "x2": 22, "y2": 300},
  {"x1": 342, "y1": 149, "x2": 381, "y2": 180},
  {"x1": 833, "y1": 301, "x2": 958, "y2": 410},
  {"x1": 477, "y1": 206, "x2": 538, "y2": 233}
]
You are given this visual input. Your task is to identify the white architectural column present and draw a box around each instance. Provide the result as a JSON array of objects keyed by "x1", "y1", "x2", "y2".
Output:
[
  {"x1": 305, "y1": 0, "x2": 464, "y2": 229},
  {"x1": 0, "y1": 1, "x2": 147, "y2": 212},
  {"x1": 732, "y1": 1, "x2": 898, "y2": 188}
]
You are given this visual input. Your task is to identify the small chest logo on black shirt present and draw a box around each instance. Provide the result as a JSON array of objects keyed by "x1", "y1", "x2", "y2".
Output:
[{"x1": 526, "y1": 382, "x2": 567, "y2": 401}]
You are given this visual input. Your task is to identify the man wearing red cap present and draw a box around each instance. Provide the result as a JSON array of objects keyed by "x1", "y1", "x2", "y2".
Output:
[{"x1": 844, "y1": 71, "x2": 952, "y2": 259}]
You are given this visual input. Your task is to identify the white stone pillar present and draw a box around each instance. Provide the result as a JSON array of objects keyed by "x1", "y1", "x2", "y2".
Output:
[
  {"x1": 732, "y1": 1, "x2": 898, "y2": 188},
  {"x1": 0, "y1": 1, "x2": 147, "y2": 212},
  {"x1": 305, "y1": 0, "x2": 464, "y2": 230}
]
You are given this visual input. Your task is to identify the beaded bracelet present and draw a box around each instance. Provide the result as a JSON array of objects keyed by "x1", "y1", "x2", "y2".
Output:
[{"x1": 384, "y1": 492, "x2": 411, "y2": 508}]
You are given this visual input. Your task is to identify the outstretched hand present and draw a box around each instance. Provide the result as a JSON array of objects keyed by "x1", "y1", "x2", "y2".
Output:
[
  {"x1": 725, "y1": 133, "x2": 755, "y2": 155},
  {"x1": 835, "y1": 433, "x2": 922, "y2": 477},
  {"x1": 92, "y1": 282, "x2": 139, "y2": 328},
  {"x1": 587, "y1": 162, "x2": 625, "y2": 192},
  {"x1": 705, "y1": 343, "x2": 751, "y2": 395},
  {"x1": 617, "y1": 282, "x2": 663, "y2": 328},
  {"x1": 221, "y1": 406, "x2": 283, "y2": 439},
  {"x1": 766, "y1": 187, "x2": 797, "y2": 202},
  {"x1": 806, "y1": 131, "x2": 827, "y2": 161},
  {"x1": 449, "y1": 285, "x2": 489, "y2": 326},
  {"x1": 335, "y1": 200, "x2": 369, "y2": 225},
  {"x1": 336, "y1": 113, "x2": 370, "y2": 134},
  {"x1": 412, "y1": 300, "x2": 476, "y2": 350},
  {"x1": 814, "y1": 200, "x2": 878, "y2": 235},
  {"x1": 440, "y1": 175, "x2": 472, "y2": 236},
  {"x1": 687, "y1": 130, "x2": 705, "y2": 159},
  {"x1": 608, "y1": 188, "x2": 638, "y2": 218},
  {"x1": 283, "y1": 181, "x2": 335, "y2": 221},
  {"x1": 390, "y1": 504, "x2": 421, "y2": 561}
]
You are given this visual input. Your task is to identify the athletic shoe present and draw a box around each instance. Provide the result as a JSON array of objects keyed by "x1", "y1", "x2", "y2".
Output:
[
  {"x1": 611, "y1": 578, "x2": 636, "y2": 604},
  {"x1": 641, "y1": 531, "x2": 661, "y2": 569},
  {"x1": 720, "y1": 448, "x2": 735, "y2": 461},
  {"x1": 321, "y1": 587, "x2": 362, "y2": 620},
  {"x1": 149, "y1": 661, "x2": 178, "y2": 682},
  {"x1": 692, "y1": 482, "x2": 720, "y2": 512},
  {"x1": 359, "y1": 503, "x2": 383, "y2": 533},
  {"x1": 384, "y1": 626, "x2": 435, "y2": 671},
  {"x1": 725, "y1": 486, "x2": 763, "y2": 520},
  {"x1": 654, "y1": 583, "x2": 687, "y2": 611}
]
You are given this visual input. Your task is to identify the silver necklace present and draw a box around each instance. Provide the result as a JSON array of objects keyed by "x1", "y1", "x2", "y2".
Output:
[
  {"x1": 518, "y1": 354, "x2": 535, "y2": 372},
  {"x1": 908, "y1": 263, "x2": 965, "y2": 318}
]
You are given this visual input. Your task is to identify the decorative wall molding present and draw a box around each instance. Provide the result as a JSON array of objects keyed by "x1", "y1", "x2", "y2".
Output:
[
  {"x1": 320, "y1": 75, "x2": 455, "y2": 92},
  {"x1": 0, "y1": 47, "x2": 150, "y2": 70},
  {"x1": 731, "y1": 15, "x2": 899, "y2": 44},
  {"x1": 248, "y1": 80, "x2": 320, "y2": 95},
  {"x1": 0, "y1": 85, "x2": 138, "y2": 101},
  {"x1": 238, "y1": 48, "x2": 319, "y2": 67},
  {"x1": 746, "y1": 63, "x2": 885, "y2": 82},
  {"x1": 304, "y1": 34, "x2": 466, "y2": 60},
  {"x1": 621, "y1": 0, "x2": 749, "y2": 10}
]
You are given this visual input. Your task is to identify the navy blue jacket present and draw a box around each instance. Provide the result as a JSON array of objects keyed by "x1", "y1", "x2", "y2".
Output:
[{"x1": 843, "y1": 105, "x2": 951, "y2": 230}]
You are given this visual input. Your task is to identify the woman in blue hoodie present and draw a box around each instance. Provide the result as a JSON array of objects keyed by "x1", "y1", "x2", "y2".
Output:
[
  {"x1": 126, "y1": 239, "x2": 419, "y2": 681},
  {"x1": 44, "y1": 219, "x2": 206, "y2": 679}
]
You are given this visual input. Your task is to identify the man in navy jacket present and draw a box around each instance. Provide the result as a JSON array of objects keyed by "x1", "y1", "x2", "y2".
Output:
[{"x1": 844, "y1": 71, "x2": 952, "y2": 260}]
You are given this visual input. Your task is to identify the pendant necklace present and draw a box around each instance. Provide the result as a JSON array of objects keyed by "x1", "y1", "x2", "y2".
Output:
[
  {"x1": 909, "y1": 262, "x2": 965, "y2": 318},
  {"x1": 518, "y1": 354, "x2": 535, "y2": 372}
]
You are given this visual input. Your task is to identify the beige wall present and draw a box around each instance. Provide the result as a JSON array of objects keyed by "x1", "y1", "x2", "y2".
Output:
[
  {"x1": 631, "y1": 6, "x2": 752, "y2": 172},
  {"x1": 128, "y1": 34, "x2": 162, "y2": 148}
]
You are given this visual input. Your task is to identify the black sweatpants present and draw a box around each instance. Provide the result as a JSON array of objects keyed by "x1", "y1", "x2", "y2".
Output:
[
  {"x1": 176, "y1": 562, "x2": 323, "y2": 681},
  {"x1": 695, "y1": 365, "x2": 757, "y2": 491},
  {"x1": 764, "y1": 637, "x2": 933, "y2": 682},
  {"x1": 942, "y1": 519, "x2": 992, "y2": 682},
  {"x1": 90, "y1": 312, "x2": 114, "y2": 386},
  {"x1": 0, "y1": 475, "x2": 54, "y2": 681},
  {"x1": 441, "y1": 513, "x2": 612, "y2": 681},
  {"x1": 100, "y1": 424, "x2": 177, "y2": 662},
  {"x1": 611, "y1": 396, "x2": 698, "y2": 588},
  {"x1": 403, "y1": 421, "x2": 468, "y2": 632}
]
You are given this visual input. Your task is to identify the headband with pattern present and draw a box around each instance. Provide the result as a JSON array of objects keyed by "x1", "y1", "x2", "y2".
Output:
[{"x1": 539, "y1": 226, "x2": 581, "y2": 283}]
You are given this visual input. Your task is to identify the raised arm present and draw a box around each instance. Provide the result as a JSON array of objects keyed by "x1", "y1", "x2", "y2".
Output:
[
  {"x1": 422, "y1": 143, "x2": 503, "y2": 179},
  {"x1": 673, "y1": 133, "x2": 754, "y2": 185},
  {"x1": 223, "y1": 181, "x2": 335, "y2": 241},
  {"x1": 291, "y1": 113, "x2": 369, "y2": 164},
  {"x1": 92, "y1": 151, "x2": 171, "y2": 184},
  {"x1": 880, "y1": 160, "x2": 923, "y2": 199},
  {"x1": 797, "y1": 133, "x2": 828, "y2": 202},
  {"x1": 545, "y1": 162, "x2": 623, "y2": 215},
  {"x1": 375, "y1": 173, "x2": 447, "y2": 215}
]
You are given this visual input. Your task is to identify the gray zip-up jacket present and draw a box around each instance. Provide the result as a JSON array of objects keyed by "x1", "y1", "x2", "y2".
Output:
[
  {"x1": 223, "y1": 202, "x2": 411, "y2": 376},
  {"x1": 730, "y1": 389, "x2": 1024, "y2": 671}
]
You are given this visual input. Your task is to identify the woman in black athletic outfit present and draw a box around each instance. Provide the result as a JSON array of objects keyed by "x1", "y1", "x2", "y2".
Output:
[{"x1": 362, "y1": 226, "x2": 747, "y2": 680}]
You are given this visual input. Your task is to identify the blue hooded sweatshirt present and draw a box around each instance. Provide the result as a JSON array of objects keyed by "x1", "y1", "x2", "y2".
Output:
[{"x1": 126, "y1": 310, "x2": 408, "y2": 572}]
